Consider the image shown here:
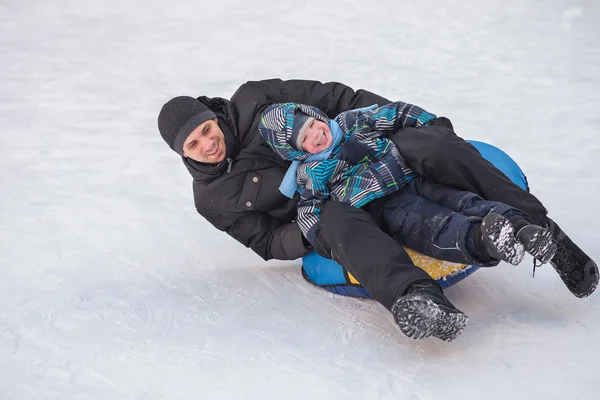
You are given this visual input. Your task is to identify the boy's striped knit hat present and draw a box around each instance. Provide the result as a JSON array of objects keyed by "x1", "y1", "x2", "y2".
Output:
[{"x1": 259, "y1": 103, "x2": 329, "y2": 161}]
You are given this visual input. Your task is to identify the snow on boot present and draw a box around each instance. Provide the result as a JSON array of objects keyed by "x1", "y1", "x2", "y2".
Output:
[
  {"x1": 481, "y1": 213, "x2": 525, "y2": 265},
  {"x1": 545, "y1": 218, "x2": 598, "y2": 298},
  {"x1": 515, "y1": 224, "x2": 557, "y2": 264},
  {"x1": 391, "y1": 281, "x2": 468, "y2": 342}
]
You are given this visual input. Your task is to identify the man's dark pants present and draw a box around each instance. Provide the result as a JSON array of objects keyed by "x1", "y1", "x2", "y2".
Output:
[
  {"x1": 315, "y1": 124, "x2": 547, "y2": 311},
  {"x1": 391, "y1": 124, "x2": 547, "y2": 225}
]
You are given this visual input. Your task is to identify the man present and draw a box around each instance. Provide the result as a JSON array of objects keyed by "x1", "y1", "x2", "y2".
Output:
[{"x1": 158, "y1": 78, "x2": 598, "y2": 341}]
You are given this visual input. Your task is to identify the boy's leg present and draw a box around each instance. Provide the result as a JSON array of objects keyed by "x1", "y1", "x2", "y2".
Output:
[
  {"x1": 387, "y1": 125, "x2": 548, "y2": 225},
  {"x1": 381, "y1": 187, "x2": 490, "y2": 265},
  {"x1": 408, "y1": 176, "x2": 528, "y2": 222},
  {"x1": 397, "y1": 178, "x2": 555, "y2": 265}
]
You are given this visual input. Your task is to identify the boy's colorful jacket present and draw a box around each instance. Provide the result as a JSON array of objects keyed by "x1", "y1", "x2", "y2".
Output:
[{"x1": 259, "y1": 102, "x2": 436, "y2": 244}]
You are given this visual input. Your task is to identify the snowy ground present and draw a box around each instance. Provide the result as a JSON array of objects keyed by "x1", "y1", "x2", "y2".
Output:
[{"x1": 1, "y1": 0, "x2": 599, "y2": 399}]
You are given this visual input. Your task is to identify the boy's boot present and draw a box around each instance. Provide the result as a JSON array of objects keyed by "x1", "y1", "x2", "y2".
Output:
[
  {"x1": 391, "y1": 281, "x2": 468, "y2": 342},
  {"x1": 544, "y1": 218, "x2": 598, "y2": 298},
  {"x1": 480, "y1": 213, "x2": 525, "y2": 265},
  {"x1": 513, "y1": 222, "x2": 557, "y2": 264}
]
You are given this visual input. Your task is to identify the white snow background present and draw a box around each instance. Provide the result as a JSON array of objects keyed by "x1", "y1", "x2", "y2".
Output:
[{"x1": 1, "y1": 0, "x2": 599, "y2": 399}]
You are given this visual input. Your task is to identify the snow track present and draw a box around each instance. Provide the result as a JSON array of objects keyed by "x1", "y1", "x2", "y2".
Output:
[{"x1": 1, "y1": 0, "x2": 599, "y2": 399}]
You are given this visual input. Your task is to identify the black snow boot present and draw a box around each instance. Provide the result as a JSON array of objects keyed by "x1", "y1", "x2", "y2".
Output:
[
  {"x1": 391, "y1": 281, "x2": 468, "y2": 342},
  {"x1": 544, "y1": 218, "x2": 598, "y2": 298},
  {"x1": 480, "y1": 213, "x2": 525, "y2": 266},
  {"x1": 515, "y1": 224, "x2": 557, "y2": 264}
]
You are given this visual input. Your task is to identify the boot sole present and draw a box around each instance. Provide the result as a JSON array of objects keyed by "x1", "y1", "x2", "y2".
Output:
[
  {"x1": 482, "y1": 214, "x2": 525, "y2": 265},
  {"x1": 546, "y1": 218, "x2": 599, "y2": 298},
  {"x1": 392, "y1": 295, "x2": 468, "y2": 342},
  {"x1": 552, "y1": 259, "x2": 599, "y2": 298},
  {"x1": 519, "y1": 228, "x2": 557, "y2": 264}
]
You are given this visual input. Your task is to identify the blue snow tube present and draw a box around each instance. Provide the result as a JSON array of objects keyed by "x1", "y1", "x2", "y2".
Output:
[{"x1": 301, "y1": 140, "x2": 529, "y2": 298}]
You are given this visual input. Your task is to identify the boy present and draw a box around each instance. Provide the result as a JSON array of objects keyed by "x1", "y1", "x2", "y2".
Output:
[{"x1": 259, "y1": 102, "x2": 556, "y2": 341}]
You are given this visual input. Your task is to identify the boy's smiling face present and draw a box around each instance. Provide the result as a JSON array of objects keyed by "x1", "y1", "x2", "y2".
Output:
[{"x1": 299, "y1": 119, "x2": 332, "y2": 154}]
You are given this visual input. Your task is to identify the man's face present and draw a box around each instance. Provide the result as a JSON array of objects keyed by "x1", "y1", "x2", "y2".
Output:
[
  {"x1": 182, "y1": 119, "x2": 227, "y2": 163},
  {"x1": 300, "y1": 119, "x2": 332, "y2": 154}
]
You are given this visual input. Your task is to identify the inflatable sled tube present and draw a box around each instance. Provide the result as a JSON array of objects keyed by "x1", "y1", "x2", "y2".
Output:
[{"x1": 301, "y1": 140, "x2": 529, "y2": 298}]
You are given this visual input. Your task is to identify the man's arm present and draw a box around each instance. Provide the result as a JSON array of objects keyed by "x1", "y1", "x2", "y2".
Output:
[
  {"x1": 199, "y1": 207, "x2": 311, "y2": 261},
  {"x1": 231, "y1": 78, "x2": 391, "y2": 121}
]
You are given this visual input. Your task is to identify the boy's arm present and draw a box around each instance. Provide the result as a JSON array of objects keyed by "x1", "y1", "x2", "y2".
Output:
[
  {"x1": 335, "y1": 101, "x2": 435, "y2": 163},
  {"x1": 296, "y1": 190, "x2": 326, "y2": 245},
  {"x1": 295, "y1": 159, "x2": 339, "y2": 244},
  {"x1": 349, "y1": 101, "x2": 437, "y2": 140}
]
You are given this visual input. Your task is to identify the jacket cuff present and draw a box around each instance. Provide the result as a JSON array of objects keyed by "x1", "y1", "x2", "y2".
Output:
[{"x1": 271, "y1": 222, "x2": 312, "y2": 260}]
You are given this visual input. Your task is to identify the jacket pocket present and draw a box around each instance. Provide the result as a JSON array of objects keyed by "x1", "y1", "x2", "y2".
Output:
[{"x1": 238, "y1": 172, "x2": 262, "y2": 210}]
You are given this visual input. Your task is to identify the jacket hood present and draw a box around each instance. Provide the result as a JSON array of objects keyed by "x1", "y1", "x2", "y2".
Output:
[{"x1": 258, "y1": 103, "x2": 330, "y2": 161}]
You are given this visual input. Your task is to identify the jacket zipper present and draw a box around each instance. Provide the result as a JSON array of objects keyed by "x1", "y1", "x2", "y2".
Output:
[{"x1": 226, "y1": 157, "x2": 233, "y2": 173}]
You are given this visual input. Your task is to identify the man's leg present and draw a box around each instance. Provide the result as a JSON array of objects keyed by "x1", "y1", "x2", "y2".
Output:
[
  {"x1": 545, "y1": 218, "x2": 598, "y2": 298},
  {"x1": 315, "y1": 201, "x2": 433, "y2": 310},
  {"x1": 388, "y1": 125, "x2": 548, "y2": 225},
  {"x1": 389, "y1": 125, "x2": 597, "y2": 297},
  {"x1": 314, "y1": 201, "x2": 468, "y2": 341}
]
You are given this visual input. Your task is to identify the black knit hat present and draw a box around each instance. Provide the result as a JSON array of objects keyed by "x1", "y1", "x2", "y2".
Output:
[{"x1": 158, "y1": 96, "x2": 217, "y2": 155}]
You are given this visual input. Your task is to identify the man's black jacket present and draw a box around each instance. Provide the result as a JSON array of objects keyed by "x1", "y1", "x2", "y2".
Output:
[{"x1": 184, "y1": 78, "x2": 390, "y2": 260}]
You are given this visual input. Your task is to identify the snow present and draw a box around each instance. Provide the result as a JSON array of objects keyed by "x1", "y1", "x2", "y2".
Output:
[{"x1": 1, "y1": 0, "x2": 599, "y2": 398}]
